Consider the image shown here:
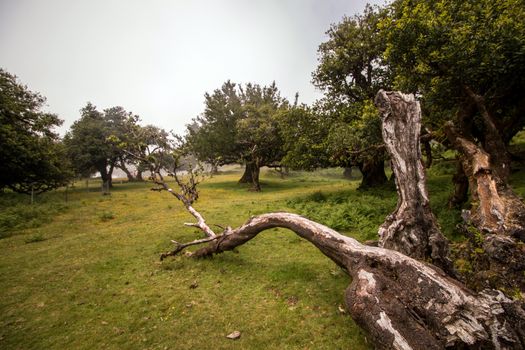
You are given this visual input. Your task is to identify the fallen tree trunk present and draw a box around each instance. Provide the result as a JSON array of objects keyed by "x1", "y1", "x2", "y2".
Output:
[
  {"x1": 153, "y1": 170, "x2": 525, "y2": 349},
  {"x1": 374, "y1": 91, "x2": 452, "y2": 272},
  {"x1": 140, "y1": 90, "x2": 525, "y2": 349},
  {"x1": 161, "y1": 211, "x2": 525, "y2": 349}
]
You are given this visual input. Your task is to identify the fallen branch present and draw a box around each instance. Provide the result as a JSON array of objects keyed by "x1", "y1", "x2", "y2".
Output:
[
  {"x1": 145, "y1": 91, "x2": 525, "y2": 349},
  {"x1": 161, "y1": 210, "x2": 525, "y2": 349}
]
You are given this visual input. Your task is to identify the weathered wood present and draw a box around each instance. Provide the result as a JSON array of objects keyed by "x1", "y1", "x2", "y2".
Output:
[
  {"x1": 163, "y1": 211, "x2": 525, "y2": 349},
  {"x1": 144, "y1": 90, "x2": 525, "y2": 348},
  {"x1": 445, "y1": 122, "x2": 525, "y2": 241},
  {"x1": 374, "y1": 90, "x2": 452, "y2": 271}
]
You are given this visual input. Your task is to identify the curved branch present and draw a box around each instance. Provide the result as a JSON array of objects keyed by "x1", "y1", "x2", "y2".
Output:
[{"x1": 165, "y1": 211, "x2": 525, "y2": 349}]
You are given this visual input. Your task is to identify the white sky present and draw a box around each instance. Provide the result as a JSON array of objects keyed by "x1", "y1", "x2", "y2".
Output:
[{"x1": 0, "y1": 0, "x2": 384, "y2": 136}]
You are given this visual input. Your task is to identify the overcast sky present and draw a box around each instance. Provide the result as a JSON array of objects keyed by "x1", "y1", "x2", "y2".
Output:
[{"x1": 0, "y1": 0, "x2": 384, "y2": 136}]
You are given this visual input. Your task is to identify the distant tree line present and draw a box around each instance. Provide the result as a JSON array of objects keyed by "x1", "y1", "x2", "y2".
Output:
[{"x1": 1, "y1": 0, "x2": 524, "y2": 202}]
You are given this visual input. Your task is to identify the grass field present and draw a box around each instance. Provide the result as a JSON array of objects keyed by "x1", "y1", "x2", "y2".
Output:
[{"x1": 1, "y1": 165, "x2": 524, "y2": 349}]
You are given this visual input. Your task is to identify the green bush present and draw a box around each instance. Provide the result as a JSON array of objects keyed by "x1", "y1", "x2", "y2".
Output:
[{"x1": 287, "y1": 188, "x2": 397, "y2": 241}]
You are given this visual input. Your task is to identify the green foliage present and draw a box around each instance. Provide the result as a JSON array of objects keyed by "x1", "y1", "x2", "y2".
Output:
[
  {"x1": 313, "y1": 4, "x2": 391, "y2": 102},
  {"x1": 287, "y1": 187, "x2": 397, "y2": 241},
  {"x1": 65, "y1": 103, "x2": 149, "y2": 184},
  {"x1": 186, "y1": 81, "x2": 289, "y2": 169},
  {"x1": 24, "y1": 233, "x2": 46, "y2": 244},
  {"x1": 184, "y1": 81, "x2": 243, "y2": 167},
  {"x1": 383, "y1": 0, "x2": 525, "y2": 141},
  {"x1": 0, "y1": 68, "x2": 73, "y2": 194},
  {"x1": 277, "y1": 104, "x2": 330, "y2": 170},
  {"x1": 289, "y1": 5, "x2": 392, "y2": 182}
]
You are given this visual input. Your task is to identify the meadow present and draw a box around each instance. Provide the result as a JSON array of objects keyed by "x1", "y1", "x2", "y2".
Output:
[{"x1": 1, "y1": 165, "x2": 524, "y2": 350}]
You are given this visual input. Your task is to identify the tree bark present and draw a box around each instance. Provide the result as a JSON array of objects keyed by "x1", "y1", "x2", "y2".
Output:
[
  {"x1": 165, "y1": 212, "x2": 525, "y2": 350},
  {"x1": 374, "y1": 90, "x2": 452, "y2": 272},
  {"x1": 210, "y1": 163, "x2": 219, "y2": 176},
  {"x1": 250, "y1": 162, "x2": 261, "y2": 192},
  {"x1": 99, "y1": 164, "x2": 111, "y2": 194},
  {"x1": 118, "y1": 158, "x2": 136, "y2": 182},
  {"x1": 449, "y1": 158, "x2": 469, "y2": 208},
  {"x1": 238, "y1": 162, "x2": 254, "y2": 184},
  {"x1": 358, "y1": 158, "x2": 387, "y2": 188},
  {"x1": 463, "y1": 86, "x2": 511, "y2": 182},
  {"x1": 445, "y1": 122, "x2": 525, "y2": 241}
]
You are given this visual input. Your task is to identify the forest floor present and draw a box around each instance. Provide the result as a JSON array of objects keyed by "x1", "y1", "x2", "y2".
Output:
[{"x1": 1, "y1": 164, "x2": 524, "y2": 350}]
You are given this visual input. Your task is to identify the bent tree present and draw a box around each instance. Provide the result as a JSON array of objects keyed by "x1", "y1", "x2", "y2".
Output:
[{"x1": 151, "y1": 92, "x2": 525, "y2": 349}]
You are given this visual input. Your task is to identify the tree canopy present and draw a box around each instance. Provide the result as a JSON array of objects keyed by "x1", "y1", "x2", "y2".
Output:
[
  {"x1": 304, "y1": 5, "x2": 392, "y2": 187},
  {"x1": 65, "y1": 103, "x2": 142, "y2": 189},
  {"x1": 185, "y1": 80, "x2": 290, "y2": 190},
  {"x1": 0, "y1": 68, "x2": 72, "y2": 194}
]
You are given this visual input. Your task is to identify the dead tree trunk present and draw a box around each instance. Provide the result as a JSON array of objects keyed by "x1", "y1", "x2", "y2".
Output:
[
  {"x1": 445, "y1": 122, "x2": 525, "y2": 241},
  {"x1": 147, "y1": 171, "x2": 525, "y2": 348},
  {"x1": 374, "y1": 90, "x2": 452, "y2": 272},
  {"x1": 139, "y1": 93, "x2": 525, "y2": 348},
  {"x1": 445, "y1": 122, "x2": 525, "y2": 290},
  {"x1": 161, "y1": 209, "x2": 525, "y2": 350}
]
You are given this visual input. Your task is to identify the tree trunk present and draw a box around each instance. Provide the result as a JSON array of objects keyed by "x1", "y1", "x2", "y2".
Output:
[
  {"x1": 343, "y1": 167, "x2": 353, "y2": 179},
  {"x1": 99, "y1": 165, "x2": 110, "y2": 194},
  {"x1": 358, "y1": 158, "x2": 387, "y2": 188},
  {"x1": 375, "y1": 90, "x2": 452, "y2": 272},
  {"x1": 238, "y1": 162, "x2": 254, "y2": 184},
  {"x1": 464, "y1": 86, "x2": 511, "y2": 182},
  {"x1": 107, "y1": 163, "x2": 114, "y2": 189},
  {"x1": 449, "y1": 158, "x2": 469, "y2": 208},
  {"x1": 136, "y1": 170, "x2": 143, "y2": 182},
  {"x1": 250, "y1": 163, "x2": 261, "y2": 192},
  {"x1": 210, "y1": 163, "x2": 219, "y2": 176},
  {"x1": 445, "y1": 122, "x2": 525, "y2": 241},
  {"x1": 118, "y1": 158, "x2": 136, "y2": 182},
  {"x1": 164, "y1": 212, "x2": 525, "y2": 350}
]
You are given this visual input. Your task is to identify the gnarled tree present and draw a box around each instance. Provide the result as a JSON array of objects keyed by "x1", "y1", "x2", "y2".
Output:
[
  {"x1": 145, "y1": 91, "x2": 525, "y2": 349},
  {"x1": 375, "y1": 91, "x2": 452, "y2": 273},
  {"x1": 153, "y1": 171, "x2": 525, "y2": 350}
]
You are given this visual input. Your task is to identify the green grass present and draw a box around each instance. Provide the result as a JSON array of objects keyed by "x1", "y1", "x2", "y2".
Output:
[{"x1": 0, "y1": 166, "x2": 523, "y2": 349}]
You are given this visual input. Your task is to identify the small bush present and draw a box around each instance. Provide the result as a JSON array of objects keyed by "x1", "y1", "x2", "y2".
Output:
[{"x1": 287, "y1": 189, "x2": 397, "y2": 241}]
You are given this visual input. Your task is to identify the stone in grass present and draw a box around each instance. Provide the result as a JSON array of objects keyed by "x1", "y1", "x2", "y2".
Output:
[{"x1": 226, "y1": 331, "x2": 241, "y2": 340}]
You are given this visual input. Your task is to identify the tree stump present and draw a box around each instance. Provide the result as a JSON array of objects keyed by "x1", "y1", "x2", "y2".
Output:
[{"x1": 374, "y1": 90, "x2": 452, "y2": 272}]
